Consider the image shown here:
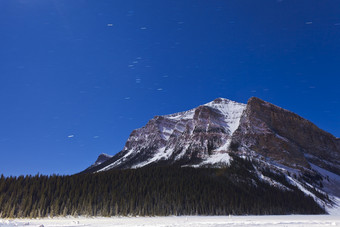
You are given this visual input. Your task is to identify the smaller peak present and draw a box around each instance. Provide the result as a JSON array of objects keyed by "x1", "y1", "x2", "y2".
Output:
[
  {"x1": 90, "y1": 153, "x2": 113, "y2": 168},
  {"x1": 99, "y1": 153, "x2": 113, "y2": 158}
]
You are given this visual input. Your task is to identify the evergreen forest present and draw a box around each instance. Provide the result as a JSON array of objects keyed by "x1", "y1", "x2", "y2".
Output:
[{"x1": 0, "y1": 157, "x2": 325, "y2": 218}]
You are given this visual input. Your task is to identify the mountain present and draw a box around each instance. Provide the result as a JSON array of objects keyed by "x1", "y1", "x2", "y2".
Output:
[
  {"x1": 83, "y1": 97, "x2": 340, "y2": 213},
  {"x1": 1, "y1": 97, "x2": 338, "y2": 218},
  {"x1": 84, "y1": 98, "x2": 246, "y2": 172},
  {"x1": 89, "y1": 153, "x2": 113, "y2": 168}
]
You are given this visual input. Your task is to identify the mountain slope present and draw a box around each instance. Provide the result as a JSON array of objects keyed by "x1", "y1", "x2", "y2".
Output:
[
  {"x1": 231, "y1": 97, "x2": 340, "y2": 174},
  {"x1": 82, "y1": 97, "x2": 340, "y2": 213},
  {"x1": 85, "y1": 98, "x2": 246, "y2": 172}
]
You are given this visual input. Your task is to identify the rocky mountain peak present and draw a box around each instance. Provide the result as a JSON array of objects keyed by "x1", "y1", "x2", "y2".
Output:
[
  {"x1": 209, "y1": 97, "x2": 234, "y2": 104},
  {"x1": 88, "y1": 153, "x2": 113, "y2": 169},
  {"x1": 85, "y1": 96, "x2": 339, "y2": 177},
  {"x1": 85, "y1": 98, "x2": 247, "y2": 171},
  {"x1": 83, "y1": 97, "x2": 340, "y2": 213}
]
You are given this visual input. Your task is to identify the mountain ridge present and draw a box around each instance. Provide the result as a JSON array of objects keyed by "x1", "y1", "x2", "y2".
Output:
[
  {"x1": 84, "y1": 97, "x2": 247, "y2": 172},
  {"x1": 82, "y1": 97, "x2": 340, "y2": 213}
]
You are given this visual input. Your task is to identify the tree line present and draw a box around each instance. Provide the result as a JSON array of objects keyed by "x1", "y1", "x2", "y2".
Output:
[{"x1": 0, "y1": 157, "x2": 325, "y2": 218}]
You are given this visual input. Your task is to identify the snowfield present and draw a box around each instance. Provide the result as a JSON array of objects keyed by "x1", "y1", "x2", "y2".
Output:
[{"x1": 1, "y1": 215, "x2": 340, "y2": 227}]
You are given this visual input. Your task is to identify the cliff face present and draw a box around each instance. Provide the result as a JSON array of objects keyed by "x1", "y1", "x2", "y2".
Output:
[{"x1": 232, "y1": 97, "x2": 340, "y2": 174}]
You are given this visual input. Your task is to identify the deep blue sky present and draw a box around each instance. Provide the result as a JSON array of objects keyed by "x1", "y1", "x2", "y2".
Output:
[{"x1": 1, "y1": 0, "x2": 339, "y2": 176}]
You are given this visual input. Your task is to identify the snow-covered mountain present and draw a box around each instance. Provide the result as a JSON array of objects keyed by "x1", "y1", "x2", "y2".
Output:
[
  {"x1": 83, "y1": 97, "x2": 340, "y2": 213},
  {"x1": 86, "y1": 98, "x2": 246, "y2": 171}
]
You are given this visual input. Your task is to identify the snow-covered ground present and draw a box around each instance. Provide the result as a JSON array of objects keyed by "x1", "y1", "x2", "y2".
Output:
[{"x1": 1, "y1": 215, "x2": 340, "y2": 227}]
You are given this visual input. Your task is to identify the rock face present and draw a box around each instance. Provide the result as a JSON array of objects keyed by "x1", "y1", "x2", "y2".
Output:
[
  {"x1": 87, "y1": 98, "x2": 246, "y2": 172},
  {"x1": 231, "y1": 97, "x2": 340, "y2": 175},
  {"x1": 85, "y1": 97, "x2": 339, "y2": 176}
]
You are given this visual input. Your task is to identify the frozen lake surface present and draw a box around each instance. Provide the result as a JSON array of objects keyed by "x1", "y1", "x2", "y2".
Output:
[{"x1": 1, "y1": 215, "x2": 340, "y2": 227}]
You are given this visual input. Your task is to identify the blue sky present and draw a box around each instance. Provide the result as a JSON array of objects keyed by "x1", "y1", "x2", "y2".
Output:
[{"x1": 0, "y1": 0, "x2": 339, "y2": 176}]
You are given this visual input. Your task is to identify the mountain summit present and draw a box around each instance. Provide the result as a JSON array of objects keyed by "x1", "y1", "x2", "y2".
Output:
[
  {"x1": 86, "y1": 98, "x2": 247, "y2": 172},
  {"x1": 85, "y1": 97, "x2": 339, "y2": 173},
  {"x1": 83, "y1": 97, "x2": 340, "y2": 213}
]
